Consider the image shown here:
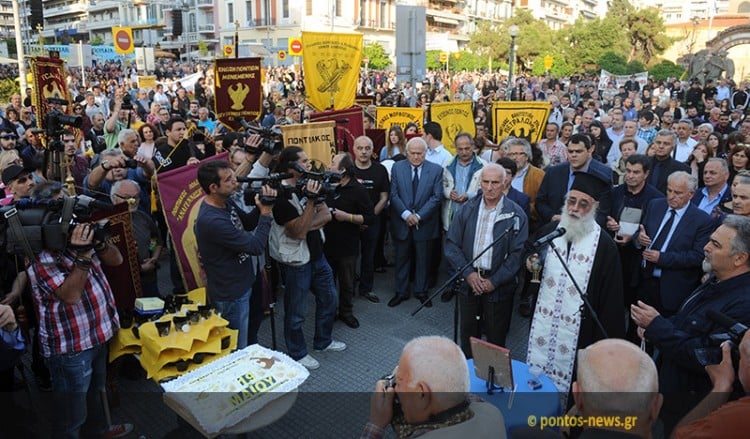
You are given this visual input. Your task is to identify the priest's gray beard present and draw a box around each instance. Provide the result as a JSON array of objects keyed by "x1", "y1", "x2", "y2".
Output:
[{"x1": 559, "y1": 204, "x2": 598, "y2": 243}]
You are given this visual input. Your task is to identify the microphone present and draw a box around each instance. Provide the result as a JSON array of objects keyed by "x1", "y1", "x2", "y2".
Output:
[{"x1": 533, "y1": 227, "x2": 566, "y2": 249}]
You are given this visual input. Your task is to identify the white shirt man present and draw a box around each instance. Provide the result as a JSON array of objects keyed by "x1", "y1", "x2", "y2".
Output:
[{"x1": 674, "y1": 120, "x2": 698, "y2": 163}]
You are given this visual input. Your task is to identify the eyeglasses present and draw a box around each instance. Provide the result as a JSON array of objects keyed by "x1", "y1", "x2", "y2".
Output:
[
  {"x1": 0, "y1": 135, "x2": 17, "y2": 140},
  {"x1": 114, "y1": 193, "x2": 139, "y2": 205}
]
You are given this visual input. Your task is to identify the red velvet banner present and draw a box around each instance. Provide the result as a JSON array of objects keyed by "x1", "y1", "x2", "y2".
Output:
[
  {"x1": 213, "y1": 58, "x2": 263, "y2": 131},
  {"x1": 308, "y1": 107, "x2": 364, "y2": 157},
  {"x1": 30, "y1": 56, "x2": 73, "y2": 128}
]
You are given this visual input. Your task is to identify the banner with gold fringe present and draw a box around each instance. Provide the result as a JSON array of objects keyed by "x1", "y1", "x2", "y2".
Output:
[
  {"x1": 213, "y1": 57, "x2": 263, "y2": 131},
  {"x1": 375, "y1": 107, "x2": 424, "y2": 132},
  {"x1": 281, "y1": 122, "x2": 337, "y2": 168},
  {"x1": 157, "y1": 153, "x2": 228, "y2": 292},
  {"x1": 491, "y1": 102, "x2": 550, "y2": 144},
  {"x1": 429, "y1": 101, "x2": 476, "y2": 155},
  {"x1": 30, "y1": 56, "x2": 72, "y2": 130},
  {"x1": 89, "y1": 203, "x2": 142, "y2": 310},
  {"x1": 302, "y1": 31, "x2": 362, "y2": 111}
]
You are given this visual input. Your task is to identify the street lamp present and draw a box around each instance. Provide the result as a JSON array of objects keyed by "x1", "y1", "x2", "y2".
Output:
[{"x1": 506, "y1": 24, "x2": 519, "y2": 101}]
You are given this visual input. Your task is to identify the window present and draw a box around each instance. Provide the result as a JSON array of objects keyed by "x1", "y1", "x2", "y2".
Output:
[
  {"x1": 307, "y1": 0, "x2": 312, "y2": 15},
  {"x1": 336, "y1": 0, "x2": 342, "y2": 17},
  {"x1": 283, "y1": 0, "x2": 289, "y2": 18},
  {"x1": 227, "y1": 2, "x2": 234, "y2": 23},
  {"x1": 246, "y1": 0, "x2": 253, "y2": 23}
]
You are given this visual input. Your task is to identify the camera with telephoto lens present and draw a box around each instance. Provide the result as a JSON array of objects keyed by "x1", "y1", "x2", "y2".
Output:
[
  {"x1": 121, "y1": 94, "x2": 134, "y2": 110},
  {"x1": 694, "y1": 309, "x2": 749, "y2": 367},
  {"x1": 0, "y1": 195, "x2": 113, "y2": 255},
  {"x1": 381, "y1": 372, "x2": 402, "y2": 418},
  {"x1": 239, "y1": 119, "x2": 284, "y2": 156}
]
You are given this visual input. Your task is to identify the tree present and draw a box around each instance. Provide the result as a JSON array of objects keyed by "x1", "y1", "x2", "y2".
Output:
[
  {"x1": 623, "y1": 7, "x2": 674, "y2": 65},
  {"x1": 598, "y1": 51, "x2": 628, "y2": 74},
  {"x1": 649, "y1": 60, "x2": 685, "y2": 80},
  {"x1": 467, "y1": 20, "x2": 503, "y2": 68},
  {"x1": 626, "y1": 60, "x2": 646, "y2": 74},
  {"x1": 363, "y1": 42, "x2": 391, "y2": 70},
  {"x1": 198, "y1": 40, "x2": 208, "y2": 57},
  {"x1": 558, "y1": 17, "x2": 628, "y2": 69}
]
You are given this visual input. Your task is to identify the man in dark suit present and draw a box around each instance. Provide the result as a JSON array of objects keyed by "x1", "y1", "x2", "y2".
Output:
[
  {"x1": 647, "y1": 129, "x2": 690, "y2": 194},
  {"x1": 388, "y1": 137, "x2": 443, "y2": 308},
  {"x1": 535, "y1": 133, "x2": 613, "y2": 228},
  {"x1": 633, "y1": 171, "x2": 712, "y2": 317}
]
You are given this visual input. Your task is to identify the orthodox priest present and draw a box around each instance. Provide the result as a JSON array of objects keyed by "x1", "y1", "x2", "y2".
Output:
[{"x1": 526, "y1": 172, "x2": 625, "y2": 402}]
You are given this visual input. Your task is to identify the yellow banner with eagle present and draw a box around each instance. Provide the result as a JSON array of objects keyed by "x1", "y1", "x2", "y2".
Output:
[
  {"x1": 302, "y1": 32, "x2": 362, "y2": 112},
  {"x1": 429, "y1": 101, "x2": 476, "y2": 155}
]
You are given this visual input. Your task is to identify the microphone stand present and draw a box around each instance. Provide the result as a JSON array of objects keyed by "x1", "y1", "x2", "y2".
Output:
[
  {"x1": 412, "y1": 220, "x2": 517, "y2": 343},
  {"x1": 547, "y1": 240, "x2": 608, "y2": 339}
]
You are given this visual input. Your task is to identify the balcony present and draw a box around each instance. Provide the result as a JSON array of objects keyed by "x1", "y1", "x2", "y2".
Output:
[
  {"x1": 45, "y1": 3, "x2": 87, "y2": 18},
  {"x1": 196, "y1": 0, "x2": 214, "y2": 8},
  {"x1": 198, "y1": 23, "x2": 214, "y2": 33},
  {"x1": 247, "y1": 18, "x2": 276, "y2": 27},
  {"x1": 87, "y1": 18, "x2": 120, "y2": 30},
  {"x1": 88, "y1": 1, "x2": 120, "y2": 13}
]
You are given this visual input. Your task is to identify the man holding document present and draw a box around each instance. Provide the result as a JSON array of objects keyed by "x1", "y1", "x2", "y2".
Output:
[{"x1": 605, "y1": 154, "x2": 664, "y2": 340}]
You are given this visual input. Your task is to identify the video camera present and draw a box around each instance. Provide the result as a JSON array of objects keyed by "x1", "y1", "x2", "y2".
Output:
[
  {"x1": 121, "y1": 94, "x2": 134, "y2": 110},
  {"x1": 239, "y1": 119, "x2": 284, "y2": 156},
  {"x1": 236, "y1": 172, "x2": 293, "y2": 206},
  {"x1": 293, "y1": 163, "x2": 342, "y2": 202},
  {"x1": 44, "y1": 99, "x2": 83, "y2": 151},
  {"x1": 0, "y1": 195, "x2": 112, "y2": 255}
]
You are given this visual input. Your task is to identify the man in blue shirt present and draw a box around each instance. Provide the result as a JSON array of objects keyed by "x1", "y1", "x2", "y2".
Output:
[{"x1": 194, "y1": 160, "x2": 275, "y2": 349}]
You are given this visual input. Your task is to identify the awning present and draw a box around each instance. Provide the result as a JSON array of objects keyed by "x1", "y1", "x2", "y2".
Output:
[{"x1": 433, "y1": 17, "x2": 460, "y2": 26}]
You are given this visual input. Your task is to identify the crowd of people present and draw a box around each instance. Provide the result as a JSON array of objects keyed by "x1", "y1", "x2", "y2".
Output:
[{"x1": 1, "y1": 60, "x2": 750, "y2": 438}]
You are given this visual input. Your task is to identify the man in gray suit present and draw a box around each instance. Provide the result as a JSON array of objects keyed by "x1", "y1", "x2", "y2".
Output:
[{"x1": 388, "y1": 137, "x2": 443, "y2": 308}]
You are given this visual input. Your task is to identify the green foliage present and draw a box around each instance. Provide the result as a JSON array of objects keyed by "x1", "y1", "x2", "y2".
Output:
[
  {"x1": 451, "y1": 51, "x2": 486, "y2": 71},
  {"x1": 363, "y1": 42, "x2": 391, "y2": 70},
  {"x1": 90, "y1": 35, "x2": 104, "y2": 46},
  {"x1": 0, "y1": 78, "x2": 19, "y2": 103},
  {"x1": 598, "y1": 51, "x2": 628, "y2": 74},
  {"x1": 626, "y1": 60, "x2": 646, "y2": 74},
  {"x1": 649, "y1": 60, "x2": 685, "y2": 80},
  {"x1": 2, "y1": 39, "x2": 16, "y2": 57},
  {"x1": 623, "y1": 7, "x2": 674, "y2": 65},
  {"x1": 531, "y1": 54, "x2": 574, "y2": 77},
  {"x1": 197, "y1": 40, "x2": 208, "y2": 56}
]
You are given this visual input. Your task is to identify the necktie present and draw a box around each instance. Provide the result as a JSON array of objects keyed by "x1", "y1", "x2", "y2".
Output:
[
  {"x1": 412, "y1": 166, "x2": 419, "y2": 207},
  {"x1": 645, "y1": 209, "x2": 676, "y2": 274}
]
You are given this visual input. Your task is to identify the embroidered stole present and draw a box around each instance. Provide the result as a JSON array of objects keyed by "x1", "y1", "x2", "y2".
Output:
[{"x1": 526, "y1": 227, "x2": 600, "y2": 404}]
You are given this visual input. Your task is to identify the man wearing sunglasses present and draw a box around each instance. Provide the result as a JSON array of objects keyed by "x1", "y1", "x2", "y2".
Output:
[{"x1": 0, "y1": 129, "x2": 18, "y2": 153}]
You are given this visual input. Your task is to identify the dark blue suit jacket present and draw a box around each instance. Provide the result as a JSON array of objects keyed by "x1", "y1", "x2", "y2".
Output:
[
  {"x1": 507, "y1": 187, "x2": 531, "y2": 221},
  {"x1": 534, "y1": 159, "x2": 613, "y2": 227},
  {"x1": 638, "y1": 198, "x2": 713, "y2": 312},
  {"x1": 389, "y1": 159, "x2": 443, "y2": 242}
]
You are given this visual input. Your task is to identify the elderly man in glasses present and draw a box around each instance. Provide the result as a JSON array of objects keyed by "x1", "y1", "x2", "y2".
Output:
[{"x1": 110, "y1": 179, "x2": 163, "y2": 296}]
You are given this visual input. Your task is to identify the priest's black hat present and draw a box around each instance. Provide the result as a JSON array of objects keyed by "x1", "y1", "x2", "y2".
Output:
[{"x1": 570, "y1": 172, "x2": 607, "y2": 201}]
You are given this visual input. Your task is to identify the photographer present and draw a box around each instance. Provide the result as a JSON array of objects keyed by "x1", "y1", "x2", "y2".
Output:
[
  {"x1": 104, "y1": 89, "x2": 135, "y2": 149},
  {"x1": 25, "y1": 212, "x2": 130, "y2": 437},
  {"x1": 324, "y1": 153, "x2": 374, "y2": 329},
  {"x1": 270, "y1": 146, "x2": 345, "y2": 370},
  {"x1": 84, "y1": 146, "x2": 152, "y2": 212},
  {"x1": 631, "y1": 215, "x2": 750, "y2": 434},
  {"x1": 195, "y1": 160, "x2": 275, "y2": 349},
  {"x1": 362, "y1": 336, "x2": 504, "y2": 438},
  {"x1": 673, "y1": 331, "x2": 750, "y2": 437}
]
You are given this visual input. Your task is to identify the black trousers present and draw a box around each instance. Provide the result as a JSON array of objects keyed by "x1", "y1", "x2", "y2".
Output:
[{"x1": 459, "y1": 291, "x2": 514, "y2": 359}]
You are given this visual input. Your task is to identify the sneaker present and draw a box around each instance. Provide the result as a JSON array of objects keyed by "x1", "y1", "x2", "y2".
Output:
[
  {"x1": 102, "y1": 423, "x2": 134, "y2": 439},
  {"x1": 297, "y1": 354, "x2": 320, "y2": 370},
  {"x1": 316, "y1": 340, "x2": 347, "y2": 352}
]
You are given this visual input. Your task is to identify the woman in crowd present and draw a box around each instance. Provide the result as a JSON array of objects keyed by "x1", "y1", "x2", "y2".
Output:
[
  {"x1": 3, "y1": 107, "x2": 25, "y2": 138},
  {"x1": 137, "y1": 123, "x2": 158, "y2": 159},
  {"x1": 727, "y1": 143, "x2": 750, "y2": 184},
  {"x1": 589, "y1": 120, "x2": 613, "y2": 164},
  {"x1": 696, "y1": 123, "x2": 713, "y2": 143},
  {"x1": 687, "y1": 142, "x2": 714, "y2": 187},
  {"x1": 707, "y1": 131, "x2": 724, "y2": 158},
  {"x1": 146, "y1": 103, "x2": 162, "y2": 126},
  {"x1": 559, "y1": 121, "x2": 574, "y2": 146},
  {"x1": 404, "y1": 122, "x2": 419, "y2": 137},
  {"x1": 612, "y1": 138, "x2": 638, "y2": 185},
  {"x1": 380, "y1": 125, "x2": 406, "y2": 161}
]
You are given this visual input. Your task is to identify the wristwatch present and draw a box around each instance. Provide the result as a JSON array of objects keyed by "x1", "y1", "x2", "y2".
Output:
[{"x1": 101, "y1": 160, "x2": 110, "y2": 171}]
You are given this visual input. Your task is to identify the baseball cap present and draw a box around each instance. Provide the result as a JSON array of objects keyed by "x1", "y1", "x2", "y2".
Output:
[{"x1": 2, "y1": 164, "x2": 33, "y2": 185}]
